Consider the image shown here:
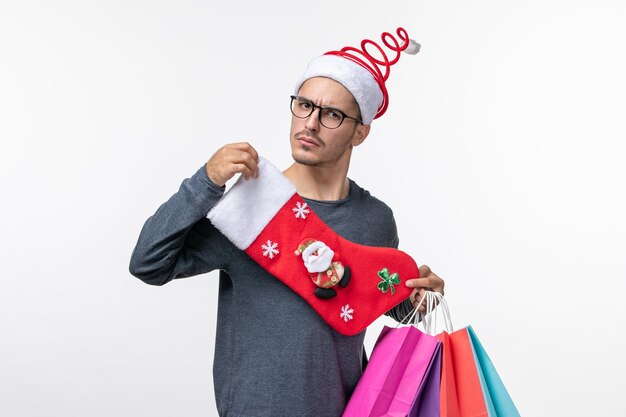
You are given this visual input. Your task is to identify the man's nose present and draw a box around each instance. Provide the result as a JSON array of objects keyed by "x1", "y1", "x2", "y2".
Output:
[{"x1": 304, "y1": 108, "x2": 321, "y2": 131}]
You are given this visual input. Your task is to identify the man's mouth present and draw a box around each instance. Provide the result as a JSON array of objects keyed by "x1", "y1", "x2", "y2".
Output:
[{"x1": 296, "y1": 135, "x2": 320, "y2": 147}]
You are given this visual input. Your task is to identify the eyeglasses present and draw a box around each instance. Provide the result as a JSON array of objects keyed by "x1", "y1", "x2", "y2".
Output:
[{"x1": 290, "y1": 95, "x2": 363, "y2": 129}]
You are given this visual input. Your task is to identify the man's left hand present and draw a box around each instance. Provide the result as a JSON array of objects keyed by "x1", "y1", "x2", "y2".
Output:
[{"x1": 405, "y1": 265, "x2": 445, "y2": 314}]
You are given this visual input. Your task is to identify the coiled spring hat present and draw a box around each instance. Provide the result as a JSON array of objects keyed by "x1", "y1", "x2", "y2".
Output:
[{"x1": 294, "y1": 27, "x2": 420, "y2": 125}]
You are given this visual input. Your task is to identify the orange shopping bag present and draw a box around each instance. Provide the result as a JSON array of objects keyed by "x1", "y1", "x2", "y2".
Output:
[
  {"x1": 438, "y1": 329, "x2": 489, "y2": 417},
  {"x1": 419, "y1": 292, "x2": 521, "y2": 417}
]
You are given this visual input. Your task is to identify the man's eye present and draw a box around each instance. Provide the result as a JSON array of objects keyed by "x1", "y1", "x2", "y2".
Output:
[
  {"x1": 299, "y1": 101, "x2": 312, "y2": 110},
  {"x1": 325, "y1": 109, "x2": 342, "y2": 120}
]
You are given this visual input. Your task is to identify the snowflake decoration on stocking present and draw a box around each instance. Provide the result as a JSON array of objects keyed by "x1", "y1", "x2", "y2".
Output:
[
  {"x1": 261, "y1": 240, "x2": 279, "y2": 259},
  {"x1": 292, "y1": 201, "x2": 310, "y2": 219},
  {"x1": 340, "y1": 304, "x2": 354, "y2": 322}
]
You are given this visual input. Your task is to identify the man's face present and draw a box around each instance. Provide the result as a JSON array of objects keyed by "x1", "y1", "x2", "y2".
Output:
[{"x1": 289, "y1": 77, "x2": 369, "y2": 168}]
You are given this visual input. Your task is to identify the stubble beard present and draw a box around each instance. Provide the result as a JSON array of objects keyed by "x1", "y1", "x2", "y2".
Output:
[
  {"x1": 291, "y1": 129, "x2": 324, "y2": 166},
  {"x1": 290, "y1": 129, "x2": 353, "y2": 167}
]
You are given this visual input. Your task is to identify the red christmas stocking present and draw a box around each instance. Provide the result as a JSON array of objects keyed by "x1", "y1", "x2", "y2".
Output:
[{"x1": 207, "y1": 157, "x2": 419, "y2": 336}]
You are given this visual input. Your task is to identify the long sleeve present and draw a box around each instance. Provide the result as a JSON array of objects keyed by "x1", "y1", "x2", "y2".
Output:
[{"x1": 129, "y1": 165, "x2": 234, "y2": 286}]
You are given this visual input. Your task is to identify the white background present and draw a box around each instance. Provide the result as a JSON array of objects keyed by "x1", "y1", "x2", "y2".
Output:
[{"x1": 1, "y1": 1, "x2": 625, "y2": 416}]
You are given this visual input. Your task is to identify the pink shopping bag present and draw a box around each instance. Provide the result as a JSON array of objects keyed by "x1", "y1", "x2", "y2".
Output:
[{"x1": 343, "y1": 325, "x2": 441, "y2": 417}]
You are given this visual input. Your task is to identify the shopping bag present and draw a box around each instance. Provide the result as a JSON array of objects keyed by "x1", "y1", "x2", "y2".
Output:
[
  {"x1": 409, "y1": 342, "x2": 442, "y2": 417},
  {"x1": 438, "y1": 328, "x2": 490, "y2": 417},
  {"x1": 422, "y1": 292, "x2": 520, "y2": 417},
  {"x1": 438, "y1": 327, "x2": 521, "y2": 417},
  {"x1": 467, "y1": 326, "x2": 521, "y2": 417},
  {"x1": 343, "y1": 324, "x2": 441, "y2": 417}
]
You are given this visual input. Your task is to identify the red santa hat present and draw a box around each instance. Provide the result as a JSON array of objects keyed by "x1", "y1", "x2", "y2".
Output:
[{"x1": 294, "y1": 27, "x2": 421, "y2": 125}]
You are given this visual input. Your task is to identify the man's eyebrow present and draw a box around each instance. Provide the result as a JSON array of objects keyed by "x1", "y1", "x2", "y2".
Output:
[{"x1": 295, "y1": 95, "x2": 345, "y2": 111}]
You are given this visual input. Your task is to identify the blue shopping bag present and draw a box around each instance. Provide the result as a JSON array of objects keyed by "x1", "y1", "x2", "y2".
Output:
[{"x1": 467, "y1": 326, "x2": 521, "y2": 417}]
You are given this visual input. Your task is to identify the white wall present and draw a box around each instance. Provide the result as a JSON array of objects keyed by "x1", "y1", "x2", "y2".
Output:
[{"x1": 1, "y1": 1, "x2": 624, "y2": 416}]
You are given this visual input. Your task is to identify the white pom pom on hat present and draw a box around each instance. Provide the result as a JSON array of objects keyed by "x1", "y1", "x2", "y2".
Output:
[
  {"x1": 404, "y1": 39, "x2": 421, "y2": 55},
  {"x1": 294, "y1": 27, "x2": 420, "y2": 125}
]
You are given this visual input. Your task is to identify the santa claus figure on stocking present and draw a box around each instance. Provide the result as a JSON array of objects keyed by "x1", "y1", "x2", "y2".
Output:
[{"x1": 295, "y1": 238, "x2": 352, "y2": 299}]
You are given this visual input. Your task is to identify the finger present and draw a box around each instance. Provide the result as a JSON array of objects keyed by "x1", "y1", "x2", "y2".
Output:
[
  {"x1": 217, "y1": 143, "x2": 260, "y2": 179},
  {"x1": 238, "y1": 149, "x2": 259, "y2": 177},
  {"x1": 226, "y1": 150, "x2": 259, "y2": 176},
  {"x1": 430, "y1": 274, "x2": 444, "y2": 295},
  {"x1": 230, "y1": 163, "x2": 256, "y2": 180},
  {"x1": 240, "y1": 144, "x2": 260, "y2": 177},
  {"x1": 418, "y1": 264, "x2": 431, "y2": 278},
  {"x1": 411, "y1": 289, "x2": 431, "y2": 311},
  {"x1": 207, "y1": 144, "x2": 258, "y2": 185},
  {"x1": 405, "y1": 277, "x2": 439, "y2": 289},
  {"x1": 225, "y1": 142, "x2": 260, "y2": 163}
]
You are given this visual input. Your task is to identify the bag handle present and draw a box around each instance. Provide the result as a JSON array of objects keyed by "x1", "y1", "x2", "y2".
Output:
[
  {"x1": 397, "y1": 290, "x2": 453, "y2": 334},
  {"x1": 397, "y1": 290, "x2": 438, "y2": 327},
  {"x1": 420, "y1": 291, "x2": 454, "y2": 334},
  {"x1": 397, "y1": 300, "x2": 421, "y2": 326}
]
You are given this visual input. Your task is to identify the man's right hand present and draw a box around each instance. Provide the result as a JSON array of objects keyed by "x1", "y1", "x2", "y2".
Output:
[{"x1": 205, "y1": 142, "x2": 260, "y2": 187}]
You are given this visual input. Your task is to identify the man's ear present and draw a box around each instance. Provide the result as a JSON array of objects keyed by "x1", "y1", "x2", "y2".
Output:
[{"x1": 351, "y1": 124, "x2": 371, "y2": 147}]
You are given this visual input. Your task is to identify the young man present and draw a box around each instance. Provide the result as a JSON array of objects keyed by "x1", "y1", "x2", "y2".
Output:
[{"x1": 130, "y1": 28, "x2": 444, "y2": 417}]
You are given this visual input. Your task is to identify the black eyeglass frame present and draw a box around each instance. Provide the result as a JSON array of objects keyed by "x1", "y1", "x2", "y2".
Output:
[{"x1": 290, "y1": 95, "x2": 363, "y2": 129}]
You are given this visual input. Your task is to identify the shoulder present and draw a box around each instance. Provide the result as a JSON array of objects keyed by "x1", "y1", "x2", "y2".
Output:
[
  {"x1": 345, "y1": 179, "x2": 398, "y2": 247},
  {"x1": 348, "y1": 179, "x2": 395, "y2": 220}
]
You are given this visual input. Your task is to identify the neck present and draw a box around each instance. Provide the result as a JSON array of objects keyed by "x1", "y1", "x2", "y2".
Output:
[{"x1": 283, "y1": 160, "x2": 351, "y2": 201}]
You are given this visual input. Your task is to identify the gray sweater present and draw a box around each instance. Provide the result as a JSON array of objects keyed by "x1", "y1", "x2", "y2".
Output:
[{"x1": 129, "y1": 165, "x2": 413, "y2": 417}]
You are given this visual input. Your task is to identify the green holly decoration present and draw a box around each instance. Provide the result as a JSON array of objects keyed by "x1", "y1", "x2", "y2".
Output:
[{"x1": 377, "y1": 268, "x2": 401, "y2": 295}]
